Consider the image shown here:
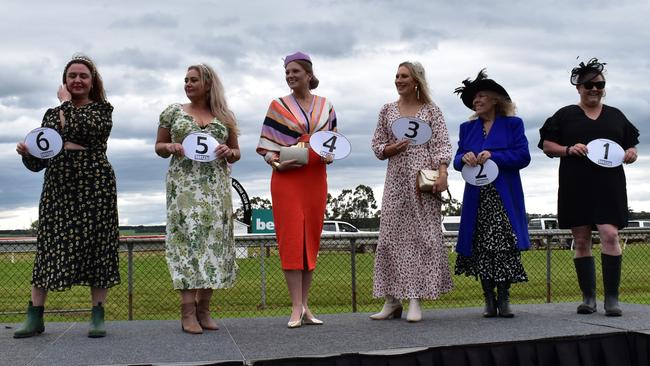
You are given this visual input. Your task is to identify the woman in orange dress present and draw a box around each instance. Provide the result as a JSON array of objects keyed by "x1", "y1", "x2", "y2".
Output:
[{"x1": 256, "y1": 52, "x2": 337, "y2": 328}]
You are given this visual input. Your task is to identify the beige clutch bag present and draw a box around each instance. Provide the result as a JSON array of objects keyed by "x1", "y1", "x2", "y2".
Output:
[
  {"x1": 417, "y1": 169, "x2": 439, "y2": 192},
  {"x1": 279, "y1": 141, "x2": 308, "y2": 165}
]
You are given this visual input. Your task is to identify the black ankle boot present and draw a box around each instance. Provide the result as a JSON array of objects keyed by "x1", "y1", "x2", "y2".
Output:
[
  {"x1": 88, "y1": 302, "x2": 106, "y2": 338},
  {"x1": 13, "y1": 301, "x2": 45, "y2": 338},
  {"x1": 480, "y1": 279, "x2": 497, "y2": 317},
  {"x1": 574, "y1": 257, "x2": 597, "y2": 314},
  {"x1": 602, "y1": 254, "x2": 622, "y2": 317},
  {"x1": 496, "y1": 282, "x2": 514, "y2": 318}
]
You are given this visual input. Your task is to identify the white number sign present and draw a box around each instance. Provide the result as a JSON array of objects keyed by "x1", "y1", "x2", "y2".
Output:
[
  {"x1": 182, "y1": 132, "x2": 219, "y2": 162},
  {"x1": 461, "y1": 159, "x2": 499, "y2": 186},
  {"x1": 24, "y1": 127, "x2": 63, "y2": 159},
  {"x1": 586, "y1": 138, "x2": 624, "y2": 168},
  {"x1": 309, "y1": 131, "x2": 351, "y2": 160},
  {"x1": 391, "y1": 117, "x2": 432, "y2": 145}
]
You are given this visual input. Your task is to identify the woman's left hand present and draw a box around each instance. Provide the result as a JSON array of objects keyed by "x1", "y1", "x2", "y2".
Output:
[
  {"x1": 215, "y1": 144, "x2": 233, "y2": 160},
  {"x1": 623, "y1": 147, "x2": 638, "y2": 164},
  {"x1": 321, "y1": 154, "x2": 334, "y2": 164},
  {"x1": 476, "y1": 150, "x2": 492, "y2": 165},
  {"x1": 432, "y1": 173, "x2": 448, "y2": 193}
]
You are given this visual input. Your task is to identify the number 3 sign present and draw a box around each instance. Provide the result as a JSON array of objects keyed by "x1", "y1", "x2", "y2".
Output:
[
  {"x1": 391, "y1": 117, "x2": 432, "y2": 145},
  {"x1": 182, "y1": 132, "x2": 219, "y2": 162},
  {"x1": 24, "y1": 127, "x2": 63, "y2": 159},
  {"x1": 309, "y1": 131, "x2": 351, "y2": 160}
]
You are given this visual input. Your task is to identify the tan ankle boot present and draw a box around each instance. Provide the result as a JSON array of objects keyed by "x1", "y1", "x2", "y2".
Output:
[
  {"x1": 196, "y1": 299, "x2": 219, "y2": 330},
  {"x1": 406, "y1": 298, "x2": 422, "y2": 322},
  {"x1": 181, "y1": 303, "x2": 202, "y2": 334}
]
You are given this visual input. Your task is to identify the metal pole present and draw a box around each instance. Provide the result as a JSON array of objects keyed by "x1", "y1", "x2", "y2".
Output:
[
  {"x1": 350, "y1": 238, "x2": 357, "y2": 313},
  {"x1": 127, "y1": 242, "x2": 134, "y2": 320},
  {"x1": 260, "y1": 241, "x2": 267, "y2": 309},
  {"x1": 545, "y1": 234, "x2": 552, "y2": 303}
]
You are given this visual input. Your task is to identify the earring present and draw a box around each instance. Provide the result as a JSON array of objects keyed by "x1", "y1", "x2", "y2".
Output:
[{"x1": 415, "y1": 85, "x2": 420, "y2": 100}]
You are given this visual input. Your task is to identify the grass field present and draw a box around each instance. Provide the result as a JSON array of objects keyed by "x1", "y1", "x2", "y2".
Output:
[{"x1": 2, "y1": 244, "x2": 650, "y2": 322}]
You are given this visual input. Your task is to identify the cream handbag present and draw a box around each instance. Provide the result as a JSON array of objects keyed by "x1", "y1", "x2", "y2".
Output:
[
  {"x1": 417, "y1": 169, "x2": 439, "y2": 192},
  {"x1": 279, "y1": 141, "x2": 309, "y2": 165}
]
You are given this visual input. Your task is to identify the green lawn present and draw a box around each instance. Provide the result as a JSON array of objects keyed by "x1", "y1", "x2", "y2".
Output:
[{"x1": 2, "y1": 244, "x2": 650, "y2": 322}]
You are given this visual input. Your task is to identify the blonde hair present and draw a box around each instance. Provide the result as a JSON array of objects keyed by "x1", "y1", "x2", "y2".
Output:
[
  {"x1": 469, "y1": 91, "x2": 516, "y2": 119},
  {"x1": 188, "y1": 64, "x2": 238, "y2": 134},
  {"x1": 398, "y1": 61, "x2": 432, "y2": 104}
]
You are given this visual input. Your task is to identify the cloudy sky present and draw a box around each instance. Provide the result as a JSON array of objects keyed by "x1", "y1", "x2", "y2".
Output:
[{"x1": 0, "y1": 0, "x2": 648, "y2": 229}]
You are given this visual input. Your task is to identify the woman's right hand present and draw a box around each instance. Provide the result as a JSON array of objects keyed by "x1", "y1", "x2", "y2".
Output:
[
  {"x1": 165, "y1": 143, "x2": 185, "y2": 157},
  {"x1": 275, "y1": 159, "x2": 303, "y2": 171},
  {"x1": 384, "y1": 139, "x2": 410, "y2": 157},
  {"x1": 16, "y1": 142, "x2": 29, "y2": 157},
  {"x1": 461, "y1": 151, "x2": 478, "y2": 166}
]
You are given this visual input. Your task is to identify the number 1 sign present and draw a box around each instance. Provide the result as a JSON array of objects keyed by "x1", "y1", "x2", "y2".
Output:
[
  {"x1": 24, "y1": 127, "x2": 63, "y2": 159},
  {"x1": 309, "y1": 131, "x2": 351, "y2": 160},
  {"x1": 586, "y1": 138, "x2": 624, "y2": 168}
]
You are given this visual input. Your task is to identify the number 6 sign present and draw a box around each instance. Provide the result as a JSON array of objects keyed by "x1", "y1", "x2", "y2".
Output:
[
  {"x1": 181, "y1": 132, "x2": 219, "y2": 162},
  {"x1": 24, "y1": 127, "x2": 63, "y2": 159},
  {"x1": 309, "y1": 131, "x2": 351, "y2": 160}
]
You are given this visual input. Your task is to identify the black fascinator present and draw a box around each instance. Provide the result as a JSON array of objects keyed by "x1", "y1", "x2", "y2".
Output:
[
  {"x1": 454, "y1": 69, "x2": 510, "y2": 110},
  {"x1": 570, "y1": 58, "x2": 606, "y2": 85}
]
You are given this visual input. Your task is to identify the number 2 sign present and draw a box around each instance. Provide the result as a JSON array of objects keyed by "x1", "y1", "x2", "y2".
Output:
[
  {"x1": 24, "y1": 127, "x2": 63, "y2": 159},
  {"x1": 461, "y1": 159, "x2": 499, "y2": 186},
  {"x1": 309, "y1": 131, "x2": 351, "y2": 160}
]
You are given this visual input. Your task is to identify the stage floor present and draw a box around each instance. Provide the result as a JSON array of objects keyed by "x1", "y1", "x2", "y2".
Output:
[{"x1": 2, "y1": 302, "x2": 650, "y2": 366}]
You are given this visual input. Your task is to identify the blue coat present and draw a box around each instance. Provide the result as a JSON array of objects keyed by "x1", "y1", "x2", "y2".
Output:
[{"x1": 453, "y1": 115, "x2": 531, "y2": 257}]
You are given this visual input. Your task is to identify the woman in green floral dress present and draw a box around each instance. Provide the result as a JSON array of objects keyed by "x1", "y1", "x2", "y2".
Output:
[{"x1": 155, "y1": 64, "x2": 240, "y2": 334}]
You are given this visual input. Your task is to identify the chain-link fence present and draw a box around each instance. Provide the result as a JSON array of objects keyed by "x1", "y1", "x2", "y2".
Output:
[{"x1": 2, "y1": 229, "x2": 650, "y2": 322}]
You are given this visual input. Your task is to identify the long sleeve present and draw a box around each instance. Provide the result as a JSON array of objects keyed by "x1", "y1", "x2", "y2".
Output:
[
  {"x1": 371, "y1": 104, "x2": 391, "y2": 160},
  {"x1": 490, "y1": 117, "x2": 531, "y2": 170}
]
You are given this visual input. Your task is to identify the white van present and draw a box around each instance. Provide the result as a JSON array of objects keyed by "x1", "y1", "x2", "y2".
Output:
[
  {"x1": 441, "y1": 216, "x2": 461, "y2": 233},
  {"x1": 528, "y1": 218, "x2": 559, "y2": 230}
]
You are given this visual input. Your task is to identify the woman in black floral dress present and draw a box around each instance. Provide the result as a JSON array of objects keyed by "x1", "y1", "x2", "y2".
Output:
[
  {"x1": 14, "y1": 54, "x2": 120, "y2": 338},
  {"x1": 453, "y1": 70, "x2": 530, "y2": 318}
]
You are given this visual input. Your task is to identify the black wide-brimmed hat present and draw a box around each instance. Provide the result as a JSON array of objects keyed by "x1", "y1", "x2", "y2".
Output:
[
  {"x1": 570, "y1": 57, "x2": 606, "y2": 85},
  {"x1": 454, "y1": 69, "x2": 510, "y2": 110}
]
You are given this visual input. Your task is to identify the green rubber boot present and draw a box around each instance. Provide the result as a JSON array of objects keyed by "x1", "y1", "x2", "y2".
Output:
[
  {"x1": 88, "y1": 302, "x2": 106, "y2": 338},
  {"x1": 13, "y1": 301, "x2": 45, "y2": 338}
]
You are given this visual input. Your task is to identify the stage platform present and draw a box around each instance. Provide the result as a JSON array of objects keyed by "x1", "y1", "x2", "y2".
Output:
[{"x1": 2, "y1": 302, "x2": 650, "y2": 366}]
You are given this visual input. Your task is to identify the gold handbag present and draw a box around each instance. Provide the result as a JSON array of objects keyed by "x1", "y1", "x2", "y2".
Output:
[
  {"x1": 417, "y1": 169, "x2": 439, "y2": 191},
  {"x1": 417, "y1": 169, "x2": 452, "y2": 203}
]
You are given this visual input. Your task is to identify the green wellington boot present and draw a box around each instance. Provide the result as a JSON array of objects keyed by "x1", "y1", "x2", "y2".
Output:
[
  {"x1": 13, "y1": 301, "x2": 45, "y2": 338},
  {"x1": 88, "y1": 302, "x2": 107, "y2": 338}
]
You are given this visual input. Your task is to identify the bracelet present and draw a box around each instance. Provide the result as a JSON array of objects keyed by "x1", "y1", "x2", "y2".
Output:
[
  {"x1": 565, "y1": 145, "x2": 572, "y2": 157},
  {"x1": 270, "y1": 161, "x2": 280, "y2": 171}
]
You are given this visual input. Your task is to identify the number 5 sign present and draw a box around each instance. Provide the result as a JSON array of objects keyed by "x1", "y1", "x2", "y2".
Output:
[
  {"x1": 309, "y1": 131, "x2": 351, "y2": 160},
  {"x1": 182, "y1": 132, "x2": 219, "y2": 162},
  {"x1": 25, "y1": 127, "x2": 63, "y2": 159}
]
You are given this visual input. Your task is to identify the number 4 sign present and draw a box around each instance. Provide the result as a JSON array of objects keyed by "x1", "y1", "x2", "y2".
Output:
[
  {"x1": 24, "y1": 127, "x2": 63, "y2": 159},
  {"x1": 309, "y1": 131, "x2": 351, "y2": 160}
]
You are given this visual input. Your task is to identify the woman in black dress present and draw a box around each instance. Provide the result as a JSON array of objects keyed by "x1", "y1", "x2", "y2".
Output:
[
  {"x1": 539, "y1": 58, "x2": 639, "y2": 316},
  {"x1": 14, "y1": 54, "x2": 120, "y2": 337}
]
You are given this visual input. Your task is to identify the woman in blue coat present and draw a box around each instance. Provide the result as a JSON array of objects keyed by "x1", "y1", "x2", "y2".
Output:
[{"x1": 453, "y1": 70, "x2": 530, "y2": 318}]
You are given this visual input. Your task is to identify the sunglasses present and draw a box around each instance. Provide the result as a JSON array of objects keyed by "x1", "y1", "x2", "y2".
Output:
[{"x1": 582, "y1": 81, "x2": 606, "y2": 90}]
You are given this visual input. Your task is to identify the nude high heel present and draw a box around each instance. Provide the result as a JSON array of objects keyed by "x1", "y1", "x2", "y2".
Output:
[
  {"x1": 287, "y1": 308, "x2": 304, "y2": 328},
  {"x1": 370, "y1": 295, "x2": 403, "y2": 320}
]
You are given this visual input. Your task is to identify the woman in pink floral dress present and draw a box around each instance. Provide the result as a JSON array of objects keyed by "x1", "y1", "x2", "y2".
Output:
[{"x1": 370, "y1": 61, "x2": 453, "y2": 322}]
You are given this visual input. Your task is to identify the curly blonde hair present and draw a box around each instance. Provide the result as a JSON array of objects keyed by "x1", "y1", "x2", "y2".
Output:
[{"x1": 188, "y1": 64, "x2": 238, "y2": 135}]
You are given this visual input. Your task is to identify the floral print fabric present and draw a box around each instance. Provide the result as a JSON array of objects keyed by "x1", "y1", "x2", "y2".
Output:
[{"x1": 159, "y1": 103, "x2": 236, "y2": 289}]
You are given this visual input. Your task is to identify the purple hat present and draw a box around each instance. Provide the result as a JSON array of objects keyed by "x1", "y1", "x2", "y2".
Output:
[{"x1": 284, "y1": 52, "x2": 312, "y2": 67}]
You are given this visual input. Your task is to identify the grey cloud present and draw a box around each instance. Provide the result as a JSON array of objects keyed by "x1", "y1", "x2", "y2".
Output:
[{"x1": 109, "y1": 12, "x2": 179, "y2": 29}]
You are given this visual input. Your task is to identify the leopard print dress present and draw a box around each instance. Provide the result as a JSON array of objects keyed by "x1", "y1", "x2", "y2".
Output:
[{"x1": 371, "y1": 102, "x2": 453, "y2": 300}]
